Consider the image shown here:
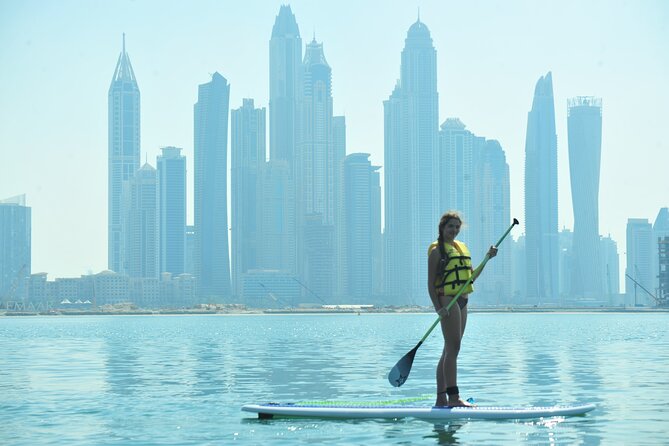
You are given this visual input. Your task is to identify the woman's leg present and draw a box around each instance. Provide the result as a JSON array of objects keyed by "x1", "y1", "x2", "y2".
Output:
[
  {"x1": 460, "y1": 298, "x2": 468, "y2": 336},
  {"x1": 435, "y1": 296, "x2": 463, "y2": 406},
  {"x1": 446, "y1": 297, "x2": 472, "y2": 406}
]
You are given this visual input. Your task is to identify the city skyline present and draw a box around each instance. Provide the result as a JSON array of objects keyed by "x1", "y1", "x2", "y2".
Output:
[{"x1": 1, "y1": 0, "x2": 668, "y2": 282}]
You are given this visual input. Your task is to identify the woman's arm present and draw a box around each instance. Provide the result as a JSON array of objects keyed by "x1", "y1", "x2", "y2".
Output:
[{"x1": 471, "y1": 245, "x2": 498, "y2": 282}]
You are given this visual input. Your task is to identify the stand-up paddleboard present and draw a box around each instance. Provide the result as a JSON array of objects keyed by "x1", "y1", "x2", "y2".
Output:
[{"x1": 242, "y1": 402, "x2": 595, "y2": 421}]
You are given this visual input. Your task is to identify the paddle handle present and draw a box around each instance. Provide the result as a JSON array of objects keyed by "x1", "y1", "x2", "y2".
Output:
[{"x1": 420, "y1": 218, "x2": 519, "y2": 344}]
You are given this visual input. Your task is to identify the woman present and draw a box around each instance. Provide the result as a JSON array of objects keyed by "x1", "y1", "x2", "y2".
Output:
[{"x1": 428, "y1": 211, "x2": 497, "y2": 407}]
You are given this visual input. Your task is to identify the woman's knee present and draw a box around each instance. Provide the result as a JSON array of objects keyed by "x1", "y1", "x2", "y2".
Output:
[{"x1": 445, "y1": 338, "x2": 461, "y2": 356}]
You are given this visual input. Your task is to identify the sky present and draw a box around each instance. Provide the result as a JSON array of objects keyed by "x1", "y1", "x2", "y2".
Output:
[{"x1": 1, "y1": 0, "x2": 668, "y2": 281}]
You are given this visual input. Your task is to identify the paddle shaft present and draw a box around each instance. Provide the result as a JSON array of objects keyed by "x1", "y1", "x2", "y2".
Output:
[{"x1": 419, "y1": 219, "x2": 519, "y2": 344}]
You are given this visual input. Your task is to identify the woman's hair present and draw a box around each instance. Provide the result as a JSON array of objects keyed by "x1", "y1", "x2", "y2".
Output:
[{"x1": 438, "y1": 211, "x2": 464, "y2": 247}]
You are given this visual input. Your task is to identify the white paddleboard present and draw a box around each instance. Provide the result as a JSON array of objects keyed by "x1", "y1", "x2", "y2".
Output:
[{"x1": 242, "y1": 402, "x2": 596, "y2": 420}]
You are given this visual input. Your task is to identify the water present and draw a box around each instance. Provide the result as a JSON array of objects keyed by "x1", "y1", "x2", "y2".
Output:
[{"x1": 1, "y1": 312, "x2": 668, "y2": 445}]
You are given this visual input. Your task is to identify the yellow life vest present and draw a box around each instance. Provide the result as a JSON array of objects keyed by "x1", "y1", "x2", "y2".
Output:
[{"x1": 428, "y1": 240, "x2": 474, "y2": 295}]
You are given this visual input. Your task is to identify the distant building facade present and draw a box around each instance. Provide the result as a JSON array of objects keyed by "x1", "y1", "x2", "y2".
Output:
[
  {"x1": 438, "y1": 118, "x2": 477, "y2": 250},
  {"x1": 438, "y1": 120, "x2": 511, "y2": 304},
  {"x1": 194, "y1": 72, "x2": 232, "y2": 301},
  {"x1": 524, "y1": 72, "x2": 559, "y2": 303},
  {"x1": 124, "y1": 164, "x2": 159, "y2": 278},
  {"x1": 108, "y1": 35, "x2": 140, "y2": 274},
  {"x1": 185, "y1": 225, "x2": 195, "y2": 275},
  {"x1": 265, "y1": 5, "x2": 302, "y2": 288},
  {"x1": 626, "y1": 218, "x2": 654, "y2": 306},
  {"x1": 344, "y1": 153, "x2": 381, "y2": 303},
  {"x1": 257, "y1": 161, "x2": 295, "y2": 274},
  {"x1": 384, "y1": 19, "x2": 439, "y2": 305},
  {"x1": 231, "y1": 99, "x2": 266, "y2": 298},
  {"x1": 568, "y1": 97, "x2": 603, "y2": 299},
  {"x1": 558, "y1": 228, "x2": 573, "y2": 301},
  {"x1": 242, "y1": 270, "x2": 300, "y2": 309},
  {"x1": 332, "y1": 116, "x2": 348, "y2": 300},
  {"x1": 295, "y1": 38, "x2": 338, "y2": 302},
  {"x1": 653, "y1": 207, "x2": 669, "y2": 293},
  {"x1": 157, "y1": 147, "x2": 186, "y2": 276},
  {"x1": 475, "y1": 140, "x2": 512, "y2": 304},
  {"x1": 269, "y1": 5, "x2": 302, "y2": 166},
  {"x1": 600, "y1": 234, "x2": 620, "y2": 301},
  {"x1": 0, "y1": 195, "x2": 31, "y2": 301}
]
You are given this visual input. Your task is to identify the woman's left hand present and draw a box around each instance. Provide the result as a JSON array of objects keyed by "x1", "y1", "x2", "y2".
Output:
[{"x1": 488, "y1": 246, "x2": 498, "y2": 258}]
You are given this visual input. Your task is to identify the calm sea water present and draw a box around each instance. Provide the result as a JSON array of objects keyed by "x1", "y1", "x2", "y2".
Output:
[{"x1": 1, "y1": 312, "x2": 668, "y2": 445}]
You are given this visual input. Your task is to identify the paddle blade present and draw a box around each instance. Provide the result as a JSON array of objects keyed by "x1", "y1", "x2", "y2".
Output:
[{"x1": 388, "y1": 344, "x2": 419, "y2": 387}]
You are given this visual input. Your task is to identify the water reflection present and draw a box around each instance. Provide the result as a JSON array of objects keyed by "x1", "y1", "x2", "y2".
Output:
[
  {"x1": 428, "y1": 422, "x2": 464, "y2": 445},
  {"x1": 1, "y1": 313, "x2": 668, "y2": 445}
]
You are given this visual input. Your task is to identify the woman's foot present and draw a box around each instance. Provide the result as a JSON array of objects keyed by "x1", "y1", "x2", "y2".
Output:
[
  {"x1": 435, "y1": 393, "x2": 448, "y2": 407},
  {"x1": 447, "y1": 397, "x2": 475, "y2": 408}
]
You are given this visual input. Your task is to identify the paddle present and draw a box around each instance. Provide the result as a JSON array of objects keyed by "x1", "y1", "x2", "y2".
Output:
[{"x1": 387, "y1": 218, "x2": 519, "y2": 387}]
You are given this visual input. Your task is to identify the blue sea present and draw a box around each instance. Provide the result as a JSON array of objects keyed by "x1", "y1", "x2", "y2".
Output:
[{"x1": 1, "y1": 312, "x2": 668, "y2": 445}]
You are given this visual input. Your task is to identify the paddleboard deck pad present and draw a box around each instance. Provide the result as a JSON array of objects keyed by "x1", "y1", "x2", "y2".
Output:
[{"x1": 242, "y1": 402, "x2": 595, "y2": 420}]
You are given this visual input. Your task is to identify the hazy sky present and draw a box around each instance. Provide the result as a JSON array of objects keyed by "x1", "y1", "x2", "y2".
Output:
[{"x1": 1, "y1": 0, "x2": 667, "y2": 279}]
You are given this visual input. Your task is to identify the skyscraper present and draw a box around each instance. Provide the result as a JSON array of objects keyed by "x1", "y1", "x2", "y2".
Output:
[
  {"x1": 652, "y1": 207, "x2": 669, "y2": 293},
  {"x1": 524, "y1": 72, "x2": 559, "y2": 303},
  {"x1": 297, "y1": 38, "x2": 335, "y2": 224},
  {"x1": 296, "y1": 38, "x2": 336, "y2": 301},
  {"x1": 655, "y1": 208, "x2": 669, "y2": 305},
  {"x1": 257, "y1": 160, "x2": 295, "y2": 274},
  {"x1": 568, "y1": 97, "x2": 603, "y2": 299},
  {"x1": 194, "y1": 72, "x2": 232, "y2": 300},
  {"x1": 384, "y1": 19, "x2": 439, "y2": 305},
  {"x1": 332, "y1": 116, "x2": 347, "y2": 300},
  {"x1": 600, "y1": 234, "x2": 620, "y2": 300},
  {"x1": 124, "y1": 163, "x2": 158, "y2": 278},
  {"x1": 476, "y1": 140, "x2": 512, "y2": 304},
  {"x1": 438, "y1": 120, "x2": 511, "y2": 304},
  {"x1": 108, "y1": 35, "x2": 140, "y2": 274},
  {"x1": 266, "y1": 5, "x2": 302, "y2": 283},
  {"x1": 269, "y1": 5, "x2": 302, "y2": 165},
  {"x1": 0, "y1": 195, "x2": 31, "y2": 301},
  {"x1": 231, "y1": 99, "x2": 266, "y2": 298},
  {"x1": 626, "y1": 218, "x2": 654, "y2": 306},
  {"x1": 157, "y1": 147, "x2": 186, "y2": 275},
  {"x1": 344, "y1": 153, "x2": 381, "y2": 302},
  {"x1": 438, "y1": 118, "x2": 477, "y2": 250}
]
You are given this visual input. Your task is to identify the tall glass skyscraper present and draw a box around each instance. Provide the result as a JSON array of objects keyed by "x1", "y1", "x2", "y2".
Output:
[
  {"x1": 297, "y1": 38, "x2": 335, "y2": 224},
  {"x1": 384, "y1": 19, "x2": 439, "y2": 305},
  {"x1": 0, "y1": 195, "x2": 31, "y2": 301},
  {"x1": 194, "y1": 72, "x2": 232, "y2": 300},
  {"x1": 257, "y1": 160, "x2": 295, "y2": 274},
  {"x1": 231, "y1": 99, "x2": 266, "y2": 298},
  {"x1": 267, "y1": 5, "x2": 301, "y2": 282},
  {"x1": 269, "y1": 5, "x2": 302, "y2": 165},
  {"x1": 477, "y1": 140, "x2": 511, "y2": 304},
  {"x1": 568, "y1": 97, "x2": 603, "y2": 299},
  {"x1": 124, "y1": 164, "x2": 158, "y2": 278},
  {"x1": 524, "y1": 72, "x2": 558, "y2": 303},
  {"x1": 157, "y1": 147, "x2": 186, "y2": 276},
  {"x1": 332, "y1": 116, "x2": 347, "y2": 300},
  {"x1": 344, "y1": 153, "x2": 381, "y2": 303},
  {"x1": 438, "y1": 118, "x2": 477, "y2": 250},
  {"x1": 438, "y1": 119, "x2": 511, "y2": 304},
  {"x1": 108, "y1": 35, "x2": 140, "y2": 274},
  {"x1": 600, "y1": 235, "x2": 620, "y2": 299},
  {"x1": 626, "y1": 218, "x2": 654, "y2": 306},
  {"x1": 296, "y1": 38, "x2": 336, "y2": 301}
]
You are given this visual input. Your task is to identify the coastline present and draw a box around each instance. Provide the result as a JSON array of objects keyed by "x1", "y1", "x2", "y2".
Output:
[{"x1": 2, "y1": 305, "x2": 668, "y2": 317}]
